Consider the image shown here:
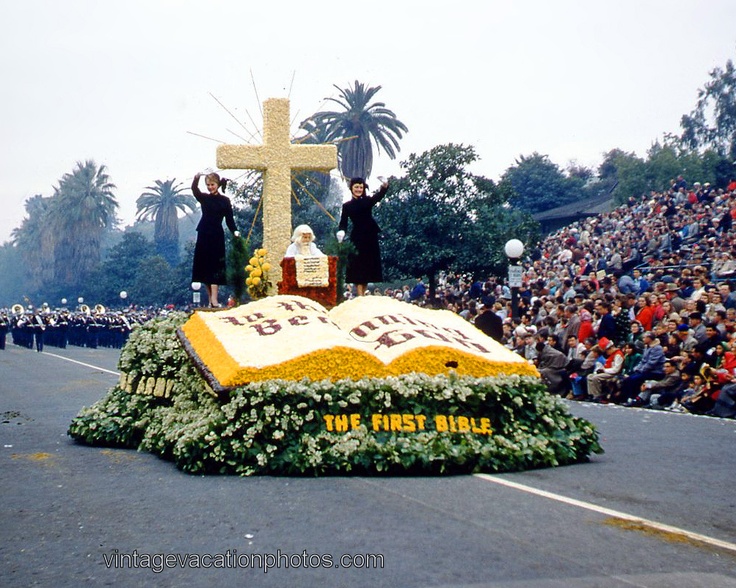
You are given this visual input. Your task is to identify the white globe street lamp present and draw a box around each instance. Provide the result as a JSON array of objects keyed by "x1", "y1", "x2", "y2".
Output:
[
  {"x1": 191, "y1": 282, "x2": 202, "y2": 306},
  {"x1": 504, "y1": 239, "x2": 524, "y2": 260},
  {"x1": 504, "y1": 239, "x2": 525, "y2": 320}
]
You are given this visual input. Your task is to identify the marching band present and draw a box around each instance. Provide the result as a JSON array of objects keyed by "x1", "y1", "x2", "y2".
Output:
[{"x1": 0, "y1": 305, "x2": 163, "y2": 352}]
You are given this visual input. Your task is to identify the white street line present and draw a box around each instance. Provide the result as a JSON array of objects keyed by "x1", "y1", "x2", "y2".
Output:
[
  {"x1": 474, "y1": 473, "x2": 736, "y2": 554},
  {"x1": 43, "y1": 352, "x2": 120, "y2": 376}
]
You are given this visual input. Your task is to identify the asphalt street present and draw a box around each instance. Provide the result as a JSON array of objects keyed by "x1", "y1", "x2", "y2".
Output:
[{"x1": 1, "y1": 343, "x2": 735, "y2": 588}]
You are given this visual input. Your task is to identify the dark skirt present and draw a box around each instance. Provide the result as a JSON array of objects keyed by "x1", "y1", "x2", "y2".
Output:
[
  {"x1": 192, "y1": 230, "x2": 227, "y2": 285},
  {"x1": 346, "y1": 232, "x2": 383, "y2": 284}
]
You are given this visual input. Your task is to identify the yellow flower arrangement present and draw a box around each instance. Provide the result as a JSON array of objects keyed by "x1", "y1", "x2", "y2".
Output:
[{"x1": 245, "y1": 248, "x2": 272, "y2": 299}]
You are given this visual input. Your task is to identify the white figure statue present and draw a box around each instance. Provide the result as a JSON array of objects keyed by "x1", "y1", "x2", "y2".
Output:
[{"x1": 284, "y1": 224, "x2": 325, "y2": 258}]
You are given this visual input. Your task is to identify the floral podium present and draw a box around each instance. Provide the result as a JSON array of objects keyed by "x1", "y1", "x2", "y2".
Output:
[{"x1": 277, "y1": 256, "x2": 338, "y2": 308}]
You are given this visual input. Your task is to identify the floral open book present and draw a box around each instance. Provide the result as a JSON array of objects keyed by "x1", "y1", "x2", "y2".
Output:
[{"x1": 178, "y1": 295, "x2": 537, "y2": 392}]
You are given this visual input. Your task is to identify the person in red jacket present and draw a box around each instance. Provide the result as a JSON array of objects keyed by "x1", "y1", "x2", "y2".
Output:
[
  {"x1": 634, "y1": 296, "x2": 654, "y2": 331},
  {"x1": 577, "y1": 303, "x2": 595, "y2": 344}
]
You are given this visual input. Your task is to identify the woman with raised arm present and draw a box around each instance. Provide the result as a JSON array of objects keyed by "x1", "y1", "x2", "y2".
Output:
[
  {"x1": 191, "y1": 172, "x2": 239, "y2": 307},
  {"x1": 337, "y1": 176, "x2": 389, "y2": 296}
]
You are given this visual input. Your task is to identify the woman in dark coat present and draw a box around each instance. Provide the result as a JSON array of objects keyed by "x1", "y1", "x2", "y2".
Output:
[
  {"x1": 191, "y1": 172, "x2": 239, "y2": 307},
  {"x1": 338, "y1": 177, "x2": 388, "y2": 296}
]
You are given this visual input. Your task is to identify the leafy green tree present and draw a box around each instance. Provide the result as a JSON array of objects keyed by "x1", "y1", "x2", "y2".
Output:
[
  {"x1": 643, "y1": 142, "x2": 686, "y2": 190},
  {"x1": 500, "y1": 153, "x2": 584, "y2": 214},
  {"x1": 458, "y1": 183, "x2": 539, "y2": 278},
  {"x1": 643, "y1": 142, "x2": 723, "y2": 191},
  {"x1": 679, "y1": 56, "x2": 736, "y2": 159},
  {"x1": 135, "y1": 178, "x2": 196, "y2": 266},
  {"x1": 597, "y1": 148, "x2": 626, "y2": 183},
  {"x1": 598, "y1": 144, "x2": 728, "y2": 203},
  {"x1": 301, "y1": 80, "x2": 408, "y2": 179},
  {"x1": 49, "y1": 160, "x2": 118, "y2": 290},
  {"x1": 597, "y1": 149, "x2": 646, "y2": 203},
  {"x1": 131, "y1": 256, "x2": 178, "y2": 307},
  {"x1": 380, "y1": 189, "x2": 459, "y2": 295},
  {"x1": 228, "y1": 170, "x2": 263, "y2": 247},
  {"x1": 380, "y1": 144, "x2": 537, "y2": 298},
  {"x1": 86, "y1": 231, "x2": 197, "y2": 308},
  {"x1": 227, "y1": 235, "x2": 248, "y2": 304},
  {"x1": 593, "y1": 148, "x2": 625, "y2": 199},
  {"x1": 704, "y1": 150, "x2": 736, "y2": 189},
  {"x1": 566, "y1": 162, "x2": 595, "y2": 183},
  {"x1": 85, "y1": 231, "x2": 156, "y2": 305},
  {"x1": 291, "y1": 173, "x2": 345, "y2": 247}
]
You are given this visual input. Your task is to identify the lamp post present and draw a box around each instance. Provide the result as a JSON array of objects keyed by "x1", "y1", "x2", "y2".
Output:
[
  {"x1": 119, "y1": 291, "x2": 128, "y2": 308},
  {"x1": 504, "y1": 239, "x2": 525, "y2": 320},
  {"x1": 191, "y1": 282, "x2": 201, "y2": 307}
]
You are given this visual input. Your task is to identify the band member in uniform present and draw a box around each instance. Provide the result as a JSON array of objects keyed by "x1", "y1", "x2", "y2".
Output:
[
  {"x1": 0, "y1": 311, "x2": 8, "y2": 350},
  {"x1": 31, "y1": 310, "x2": 46, "y2": 352}
]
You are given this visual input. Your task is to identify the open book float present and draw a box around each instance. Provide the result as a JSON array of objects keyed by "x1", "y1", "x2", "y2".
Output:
[{"x1": 179, "y1": 295, "x2": 538, "y2": 391}]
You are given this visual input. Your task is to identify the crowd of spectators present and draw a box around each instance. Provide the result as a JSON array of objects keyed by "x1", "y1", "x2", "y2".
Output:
[{"x1": 361, "y1": 175, "x2": 736, "y2": 419}]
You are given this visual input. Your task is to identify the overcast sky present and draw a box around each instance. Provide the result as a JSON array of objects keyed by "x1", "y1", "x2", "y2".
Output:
[{"x1": 2, "y1": 0, "x2": 735, "y2": 243}]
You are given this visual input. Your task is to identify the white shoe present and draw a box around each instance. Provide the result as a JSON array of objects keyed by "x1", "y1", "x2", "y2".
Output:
[{"x1": 665, "y1": 403, "x2": 684, "y2": 412}]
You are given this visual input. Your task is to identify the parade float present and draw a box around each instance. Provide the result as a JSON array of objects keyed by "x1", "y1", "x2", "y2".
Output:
[{"x1": 68, "y1": 98, "x2": 602, "y2": 475}]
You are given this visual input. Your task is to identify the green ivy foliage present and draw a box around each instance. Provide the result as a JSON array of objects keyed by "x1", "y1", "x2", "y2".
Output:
[{"x1": 68, "y1": 314, "x2": 603, "y2": 476}]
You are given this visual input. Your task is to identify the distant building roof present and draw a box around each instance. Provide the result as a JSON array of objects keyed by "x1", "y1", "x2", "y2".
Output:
[{"x1": 533, "y1": 193, "x2": 616, "y2": 234}]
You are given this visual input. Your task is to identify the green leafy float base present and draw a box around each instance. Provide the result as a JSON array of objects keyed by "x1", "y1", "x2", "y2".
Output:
[{"x1": 68, "y1": 313, "x2": 603, "y2": 475}]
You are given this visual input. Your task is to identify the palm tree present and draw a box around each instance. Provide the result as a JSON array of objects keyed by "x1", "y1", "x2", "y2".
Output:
[
  {"x1": 50, "y1": 160, "x2": 118, "y2": 289},
  {"x1": 136, "y1": 179, "x2": 196, "y2": 265},
  {"x1": 11, "y1": 194, "x2": 54, "y2": 292},
  {"x1": 301, "y1": 80, "x2": 408, "y2": 179}
]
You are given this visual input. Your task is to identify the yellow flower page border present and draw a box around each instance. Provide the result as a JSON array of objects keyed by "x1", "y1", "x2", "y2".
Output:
[{"x1": 179, "y1": 295, "x2": 538, "y2": 391}]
